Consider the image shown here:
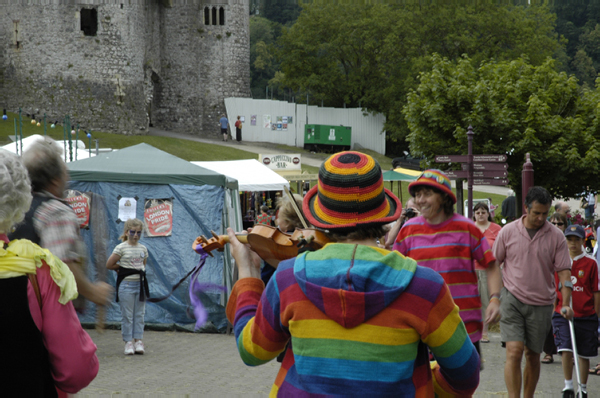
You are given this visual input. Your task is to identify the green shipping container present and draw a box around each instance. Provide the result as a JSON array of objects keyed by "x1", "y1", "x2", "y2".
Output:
[{"x1": 304, "y1": 124, "x2": 351, "y2": 152}]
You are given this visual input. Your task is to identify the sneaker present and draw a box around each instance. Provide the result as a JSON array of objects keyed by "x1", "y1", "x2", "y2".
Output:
[
  {"x1": 579, "y1": 391, "x2": 587, "y2": 398},
  {"x1": 124, "y1": 341, "x2": 134, "y2": 355},
  {"x1": 134, "y1": 340, "x2": 145, "y2": 355},
  {"x1": 562, "y1": 389, "x2": 574, "y2": 398}
]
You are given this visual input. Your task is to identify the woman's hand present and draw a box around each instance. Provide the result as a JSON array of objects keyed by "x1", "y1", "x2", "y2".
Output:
[{"x1": 227, "y1": 228, "x2": 262, "y2": 279}]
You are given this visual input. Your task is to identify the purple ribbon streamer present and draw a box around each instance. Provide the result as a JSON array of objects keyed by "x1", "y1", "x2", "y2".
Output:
[{"x1": 190, "y1": 244, "x2": 226, "y2": 330}]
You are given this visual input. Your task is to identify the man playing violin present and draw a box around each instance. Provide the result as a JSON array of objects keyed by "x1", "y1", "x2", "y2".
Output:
[{"x1": 226, "y1": 151, "x2": 480, "y2": 397}]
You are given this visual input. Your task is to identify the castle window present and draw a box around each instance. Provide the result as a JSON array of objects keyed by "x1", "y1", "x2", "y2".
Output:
[
  {"x1": 219, "y1": 7, "x2": 225, "y2": 25},
  {"x1": 211, "y1": 7, "x2": 217, "y2": 26},
  {"x1": 13, "y1": 20, "x2": 21, "y2": 48},
  {"x1": 204, "y1": 7, "x2": 210, "y2": 25},
  {"x1": 80, "y1": 8, "x2": 98, "y2": 36}
]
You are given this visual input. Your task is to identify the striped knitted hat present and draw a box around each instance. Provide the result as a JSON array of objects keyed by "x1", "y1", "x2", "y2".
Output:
[
  {"x1": 408, "y1": 169, "x2": 456, "y2": 204},
  {"x1": 303, "y1": 151, "x2": 401, "y2": 230}
]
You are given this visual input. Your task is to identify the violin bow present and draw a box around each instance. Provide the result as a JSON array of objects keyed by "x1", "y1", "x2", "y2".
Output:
[{"x1": 284, "y1": 185, "x2": 309, "y2": 229}]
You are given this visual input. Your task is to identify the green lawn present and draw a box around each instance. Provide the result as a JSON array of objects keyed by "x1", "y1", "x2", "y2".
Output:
[
  {"x1": 1, "y1": 111, "x2": 506, "y2": 216},
  {"x1": 0, "y1": 112, "x2": 319, "y2": 171}
]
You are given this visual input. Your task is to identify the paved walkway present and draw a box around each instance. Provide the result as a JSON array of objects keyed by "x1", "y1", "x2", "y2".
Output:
[{"x1": 78, "y1": 328, "x2": 596, "y2": 397}]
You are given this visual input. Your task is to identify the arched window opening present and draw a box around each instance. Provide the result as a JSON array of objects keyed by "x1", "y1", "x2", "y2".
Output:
[
  {"x1": 204, "y1": 7, "x2": 210, "y2": 25},
  {"x1": 211, "y1": 7, "x2": 217, "y2": 26},
  {"x1": 219, "y1": 7, "x2": 225, "y2": 25}
]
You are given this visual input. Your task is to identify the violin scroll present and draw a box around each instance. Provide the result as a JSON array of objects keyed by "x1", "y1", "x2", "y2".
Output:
[{"x1": 193, "y1": 230, "x2": 228, "y2": 256}]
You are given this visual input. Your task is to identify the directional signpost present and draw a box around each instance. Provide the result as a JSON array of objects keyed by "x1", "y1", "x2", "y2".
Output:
[
  {"x1": 435, "y1": 126, "x2": 509, "y2": 218},
  {"x1": 461, "y1": 163, "x2": 508, "y2": 171},
  {"x1": 446, "y1": 170, "x2": 508, "y2": 179},
  {"x1": 472, "y1": 178, "x2": 509, "y2": 186},
  {"x1": 473, "y1": 154, "x2": 507, "y2": 163}
]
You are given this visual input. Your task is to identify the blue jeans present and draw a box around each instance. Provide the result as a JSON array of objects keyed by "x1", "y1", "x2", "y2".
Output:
[
  {"x1": 585, "y1": 205, "x2": 594, "y2": 221},
  {"x1": 119, "y1": 280, "x2": 146, "y2": 342}
]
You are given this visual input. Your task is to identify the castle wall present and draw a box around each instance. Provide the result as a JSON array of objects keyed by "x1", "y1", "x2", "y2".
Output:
[
  {"x1": 152, "y1": 0, "x2": 251, "y2": 135},
  {"x1": 0, "y1": 0, "x2": 250, "y2": 136}
]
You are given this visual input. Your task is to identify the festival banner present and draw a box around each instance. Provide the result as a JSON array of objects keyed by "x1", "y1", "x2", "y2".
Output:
[
  {"x1": 66, "y1": 190, "x2": 91, "y2": 229},
  {"x1": 144, "y1": 198, "x2": 173, "y2": 237}
]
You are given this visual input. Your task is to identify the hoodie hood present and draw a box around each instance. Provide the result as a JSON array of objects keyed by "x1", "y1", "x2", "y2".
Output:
[{"x1": 294, "y1": 243, "x2": 417, "y2": 329}]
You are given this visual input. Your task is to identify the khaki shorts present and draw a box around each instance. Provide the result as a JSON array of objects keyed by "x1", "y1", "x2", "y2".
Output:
[{"x1": 500, "y1": 287, "x2": 554, "y2": 354}]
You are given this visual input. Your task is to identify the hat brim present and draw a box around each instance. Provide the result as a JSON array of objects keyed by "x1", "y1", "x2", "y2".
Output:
[
  {"x1": 408, "y1": 180, "x2": 457, "y2": 204},
  {"x1": 303, "y1": 185, "x2": 402, "y2": 230},
  {"x1": 564, "y1": 231, "x2": 585, "y2": 239}
]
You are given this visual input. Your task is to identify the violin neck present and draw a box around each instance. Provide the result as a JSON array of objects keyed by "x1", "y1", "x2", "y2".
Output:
[{"x1": 233, "y1": 234, "x2": 249, "y2": 244}]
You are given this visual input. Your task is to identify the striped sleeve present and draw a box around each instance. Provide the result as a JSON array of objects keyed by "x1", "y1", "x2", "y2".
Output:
[
  {"x1": 422, "y1": 279, "x2": 480, "y2": 396},
  {"x1": 469, "y1": 224, "x2": 495, "y2": 268},
  {"x1": 225, "y1": 277, "x2": 288, "y2": 366}
]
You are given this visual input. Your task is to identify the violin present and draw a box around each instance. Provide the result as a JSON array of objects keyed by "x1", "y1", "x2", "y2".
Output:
[{"x1": 193, "y1": 225, "x2": 330, "y2": 268}]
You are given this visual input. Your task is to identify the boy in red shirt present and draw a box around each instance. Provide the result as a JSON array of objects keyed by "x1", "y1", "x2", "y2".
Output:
[{"x1": 552, "y1": 224, "x2": 600, "y2": 398}]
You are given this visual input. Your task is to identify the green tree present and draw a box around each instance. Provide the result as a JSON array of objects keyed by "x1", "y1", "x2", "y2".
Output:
[
  {"x1": 551, "y1": 2, "x2": 600, "y2": 84},
  {"x1": 250, "y1": 16, "x2": 279, "y2": 99},
  {"x1": 278, "y1": 5, "x2": 407, "y2": 108},
  {"x1": 277, "y1": 4, "x2": 564, "y2": 155},
  {"x1": 403, "y1": 54, "x2": 600, "y2": 200},
  {"x1": 260, "y1": 0, "x2": 301, "y2": 25}
]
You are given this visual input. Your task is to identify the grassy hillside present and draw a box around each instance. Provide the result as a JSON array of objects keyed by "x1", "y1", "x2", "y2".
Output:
[{"x1": 0, "y1": 112, "x2": 508, "y2": 217}]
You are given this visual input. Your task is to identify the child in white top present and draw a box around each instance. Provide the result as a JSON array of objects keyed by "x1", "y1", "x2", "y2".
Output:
[{"x1": 106, "y1": 219, "x2": 149, "y2": 355}]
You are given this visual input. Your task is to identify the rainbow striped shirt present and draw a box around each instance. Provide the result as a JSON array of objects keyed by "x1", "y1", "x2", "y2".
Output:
[
  {"x1": 393, "y1": 214, "x2": 495, "y2": 342},
  {"x1": 226, "y1": 243, "x2": 480, "y2": 397}
]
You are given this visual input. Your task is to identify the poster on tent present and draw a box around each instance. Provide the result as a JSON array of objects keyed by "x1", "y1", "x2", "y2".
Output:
[
  {"x1": 118, "y1": 197, "x2": 137, "y2": 222},
  {"x1": 263, "y1": 115, "x2": 271, "y2": 129},
  {"x1": 65, "y1": 190, "x2": 91, "y2": 229},
  {"x1": 144, "y1": 198, "x2": 173, "y2": 237}
]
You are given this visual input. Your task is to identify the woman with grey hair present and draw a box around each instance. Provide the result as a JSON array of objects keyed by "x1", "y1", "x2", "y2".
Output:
[{"x1": 0, "y1": 150, "x2": 98, "y2": 396}]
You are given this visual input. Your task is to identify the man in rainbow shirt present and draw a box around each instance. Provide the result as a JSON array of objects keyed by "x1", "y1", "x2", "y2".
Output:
[{"x1": 226, "y1": 153, "x2": 480, "y2": 396}]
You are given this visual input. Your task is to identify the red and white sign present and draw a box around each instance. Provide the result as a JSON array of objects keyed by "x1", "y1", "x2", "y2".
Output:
[
  {"x1": 144, "y1": 199, "x2": 173, "y2": 237},
  {"x1": 66, "y1": 190, "x2": 91, "y2": 229}
]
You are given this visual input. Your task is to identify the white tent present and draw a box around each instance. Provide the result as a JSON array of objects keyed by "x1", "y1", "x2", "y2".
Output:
[
  {"x1": 1, "y1": 134, "x2": 110, "y2": 161},
  {"x1": 192, "y1": 159, "x2": 290, "y2": 192}
]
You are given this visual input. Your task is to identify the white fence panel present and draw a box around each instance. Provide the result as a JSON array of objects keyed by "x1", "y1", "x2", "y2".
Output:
[{"x1": 224, "y1": 98, "x2": 386, "y2": 154}]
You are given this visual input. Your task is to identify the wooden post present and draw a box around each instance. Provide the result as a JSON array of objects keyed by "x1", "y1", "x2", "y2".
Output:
[
  {"x1": 522, "y1": 153, "x2": 534, "y2": 211},
  {"x1": 456, "y1": 180, "x2": 464, "y2": 216},
  {"x1": 467, "y1": 126, "x2": 474, "y2": 219}
]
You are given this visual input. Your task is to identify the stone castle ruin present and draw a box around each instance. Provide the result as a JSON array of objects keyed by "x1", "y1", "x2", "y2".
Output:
[{"x1": 0, "y1": 0, "x2": 251, "y2": 135}]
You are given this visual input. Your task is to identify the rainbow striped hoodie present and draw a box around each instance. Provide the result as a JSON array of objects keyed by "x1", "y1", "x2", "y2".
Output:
[{"x1": 226, "y1": 243, "x2": 480, "y2": 397}]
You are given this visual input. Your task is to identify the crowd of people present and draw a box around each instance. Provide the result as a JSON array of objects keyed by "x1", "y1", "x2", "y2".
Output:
[
  {"x1": 227, "y1": 154, "x2": 598, "y2": 398},
  {"x1": 2, "y1": 139, "x2": 599, "y2": 397}
]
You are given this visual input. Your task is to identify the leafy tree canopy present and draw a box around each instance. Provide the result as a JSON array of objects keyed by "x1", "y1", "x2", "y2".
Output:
[
  {"x1": 552, "y1": 2, "x2": 600, "y2": 87},
  {"x1": 250, "y1": 16, "x2": 280, "y2": 99},
  {"x1": 403, "y1": 54, "x2": 600, "y2": 199},
  {"x1": 278, "y1": 4, "x2": 564, "y2": 151}
]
